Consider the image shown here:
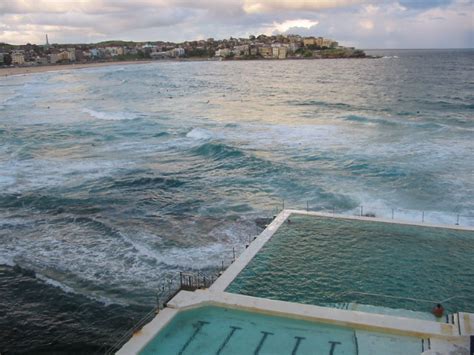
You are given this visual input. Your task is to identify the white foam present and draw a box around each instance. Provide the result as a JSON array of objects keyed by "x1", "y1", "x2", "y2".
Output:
[
  {"x1": 35, "y1": 272, "x2": 124, "y2": 305},
  {"x1": 0, "y1": 158, "x2": 118, "y2": 193},
  {"x1": 227, "y1": 123, "x2": 345, "y2": 150},
  {"x1": 344, "y1": 194, "x2": 470, "y2": 226},
  {"x1": 36, "y1": 273, "x2": 76, "y2": 294},
  {"x1": 0, "y1": 174, "x2": 16, "y2": 188},
  {"x1": 0, "y1": 214, "x2": 252, "y2": 306},
  {"x1": 186, "y1": 127, "x2": 213, "y2": 140},
  {"x1": 155, "y1": 243, "x2": 235, "y2": 269},
  {"x1": 0, "y1": 254, "x2": 15, "y2": 267},
  {"x1": 1, "y1": 92, "x2": 22, "y2": 105},
  {"x1": 82, "y1": 108, "x2": 138, "y2": 121},
  {"x1": 121, "y1": 231, "x2": 235, "y2": 269}
]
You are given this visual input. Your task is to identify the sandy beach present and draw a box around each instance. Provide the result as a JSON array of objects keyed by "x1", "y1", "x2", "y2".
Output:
[{"x1": 0, "y1": 60, "x2": 152, "y2": 77}]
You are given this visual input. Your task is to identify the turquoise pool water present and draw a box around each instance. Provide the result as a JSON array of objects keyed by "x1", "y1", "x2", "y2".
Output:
[
  {"x1": 226, "y1": 215, "x2": 474, "y2": 317},
  {"x1": 140, "y1": 306, "x2": 422, "y2": 355}
]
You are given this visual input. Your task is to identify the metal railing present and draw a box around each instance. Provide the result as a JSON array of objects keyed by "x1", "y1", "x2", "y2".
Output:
[
  {"x1": 179, "y1": 271, "x2": 215, "y2": 291},
  {"x1": 272, "y1": 200, "x2": 474, "y2": 227},
  {"x1": 339, "y1": 290, "x2": 464, "y2": 306},
  {"x1": 332, "y1": 290, "x2": 471, "y2": 321},
  {"x1": 103, "y1": 271, "x2": 212, "y2": 355},
  {"x1": 103, "y1": 244, "x2": 248, "y2": 354},
  {"x1": 104, "y1": 307, "x2": 159, "y2": 355}
]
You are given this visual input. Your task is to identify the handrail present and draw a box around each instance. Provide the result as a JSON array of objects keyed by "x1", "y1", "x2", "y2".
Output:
[
  {"x1": 103, "y1": 306, "x2": 158, "y2": 355},
  {"x1": 274, "y1": 200, "x2": 474, "y2": 227},
  {"x1": 340, "y1": 291, "x2": 470, "y2": 306},
  {"x1": 103, "y1": 245, "x2": 246, "y2": 354},
  {"x1": 340, "y1": 291, "x2": 439, "y2": 304}
]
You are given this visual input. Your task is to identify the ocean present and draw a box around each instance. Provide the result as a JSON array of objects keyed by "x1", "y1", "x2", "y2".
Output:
[{"x1": 0, "y1": 49, "x2": 473, "y2": 353}]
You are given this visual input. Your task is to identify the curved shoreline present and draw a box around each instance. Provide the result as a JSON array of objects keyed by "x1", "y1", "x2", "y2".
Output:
[
  {"x1": 0, "y1": 55, "x2": 380, "y2": 78},
  {"x1": 0, "y1": 60, "x2": 152, "y2": 78}
]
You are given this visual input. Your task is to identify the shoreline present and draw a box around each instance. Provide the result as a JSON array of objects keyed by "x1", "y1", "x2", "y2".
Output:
[
  {"x1": 0, "y1": 60, "x2": 152, "y2": 77},
  {"x1": 0, "y1": 55, "x2": 379, "y2": 78}
]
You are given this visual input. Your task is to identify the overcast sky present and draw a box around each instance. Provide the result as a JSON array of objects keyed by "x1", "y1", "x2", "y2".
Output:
[{"x1": 0, "y1": 0, "x2": 473, "y2": 48}]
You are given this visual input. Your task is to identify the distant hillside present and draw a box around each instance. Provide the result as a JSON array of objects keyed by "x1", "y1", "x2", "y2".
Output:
[
  {"x1": 0, "y1": 43, "x2": 15, "y2": 50},
  {"x1": 95, "y1": 40, "x2": 144, "y2": 47}
]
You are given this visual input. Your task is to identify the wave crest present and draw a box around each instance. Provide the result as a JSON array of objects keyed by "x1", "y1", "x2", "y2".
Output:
[
  {"x1": 186, "y1": 127, "x2": 213, "y2": 140},
  {"x1": 110, "y1": 176, "x2": 186, "y2": 189},
  {"x1": 344, "y1": 114, "x2": 398, "y2": 127},
  {"x1": 192, "y1": 142, "x2": 244, "y2": 160},
  {"x1": 82, "y1": 108, "x2": 138, "y2": 121}
]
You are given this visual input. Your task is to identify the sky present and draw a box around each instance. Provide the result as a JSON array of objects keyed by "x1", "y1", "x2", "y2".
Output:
[{"x1": 0, "y1": 0, "x2": 473, "y2": 48}]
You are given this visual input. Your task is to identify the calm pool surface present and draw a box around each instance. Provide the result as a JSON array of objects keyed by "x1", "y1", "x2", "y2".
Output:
[
  {"x1": 226, "y1": 215, "x2": 474, "y2": 317},
  {"x1": 140, "y1": 306, "x2": 422, "y2": 355}
]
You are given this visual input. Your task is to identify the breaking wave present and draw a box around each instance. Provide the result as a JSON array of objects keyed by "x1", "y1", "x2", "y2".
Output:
[
  {"x1": 192, "y1": 142, "x2": 245, "y2": 160},
  {"x1": 82, "y1": 108, "x2": 139, "y2": 121},
  {"x1": 186, "y1": 127, "x2": 213, "y2": 140}
]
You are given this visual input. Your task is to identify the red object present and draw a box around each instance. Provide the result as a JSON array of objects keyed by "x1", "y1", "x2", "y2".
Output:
[{"x1": 432, "y1": 306, "x2": 444, "y2": 317}]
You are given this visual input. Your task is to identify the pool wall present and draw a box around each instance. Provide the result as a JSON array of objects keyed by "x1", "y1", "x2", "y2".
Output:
[
  {"x1": 118, "y1": 210, "x2": 474, "y2": 354},
  {"x1": 210, "y1": 209, "x2": 292, "y2": 292},
  {"x1": 118, "y1": 288, "x2": 473, "y2": 354},
  {"x1": 167, "y1": 290, "x2": 460, "y2": 338}
]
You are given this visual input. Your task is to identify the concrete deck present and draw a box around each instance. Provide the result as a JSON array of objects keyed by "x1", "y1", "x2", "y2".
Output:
[
  {"x1": 117, "y1": 210, "x2": 474, "y2": 354},
  {"x1": 286, "y1": 209, "x2": 474, "y2": 232},
  {"x1": 117, "y1": 308, "x2": 178, "y2": 355},
  {"x1": 168, "y1": 290, "x2": 460, "y2": 338},
  {"x1": 118, "y1": 288, "x2": 474, "y2": 354}
]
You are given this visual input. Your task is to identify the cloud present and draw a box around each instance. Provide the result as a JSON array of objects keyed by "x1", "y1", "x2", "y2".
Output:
[
  {"x1": 243, "y1": 0, "x2": 365, "y2": 13},
  {"x1": 272, "y1": 19, "x2": 319, "y2": 33},
  {"x1": 398, "y1": 0, "x2": 452, "y2": 10},
  {"x1": 0, "y1": 0, "x2": 472, "y2": 48},
  {"x1": 297, "y1": 0, "x2": 474, "y2": 48},
  {"x1": 359, "y1": 19, "x2": 375, "y2": 30}
]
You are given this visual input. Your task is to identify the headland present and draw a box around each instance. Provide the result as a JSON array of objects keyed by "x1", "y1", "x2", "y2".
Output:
[{"x1": 0, "y1": 34, "x2": 372, "y2": 77}]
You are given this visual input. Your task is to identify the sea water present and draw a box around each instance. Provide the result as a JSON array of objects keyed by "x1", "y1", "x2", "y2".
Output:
[{"x1": 0, "y1": 49, "x2": 473, "y2": 352}]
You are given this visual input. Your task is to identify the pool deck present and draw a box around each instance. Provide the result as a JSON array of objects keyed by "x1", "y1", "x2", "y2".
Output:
[{"x1": 118, "y1": 210, "x2": 474, "y2": 354}]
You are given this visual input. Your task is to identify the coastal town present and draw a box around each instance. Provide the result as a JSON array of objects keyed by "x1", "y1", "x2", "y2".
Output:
[{"x1": 0, "y1": 34, "x2": 367, "y2": 68}]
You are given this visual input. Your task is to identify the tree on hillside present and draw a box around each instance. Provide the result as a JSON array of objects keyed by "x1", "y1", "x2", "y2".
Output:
[{"x1": 3, "y1": 53, "x2": 12, "y2": 65}]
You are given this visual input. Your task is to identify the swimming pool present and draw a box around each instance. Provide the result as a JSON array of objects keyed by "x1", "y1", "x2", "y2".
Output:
[
  {"x1": 226, "y1": 215, "x2": 474, "y2": 318},
  {"x1": 139, "y1": 306, "x2": 422, "y2": 354}
]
